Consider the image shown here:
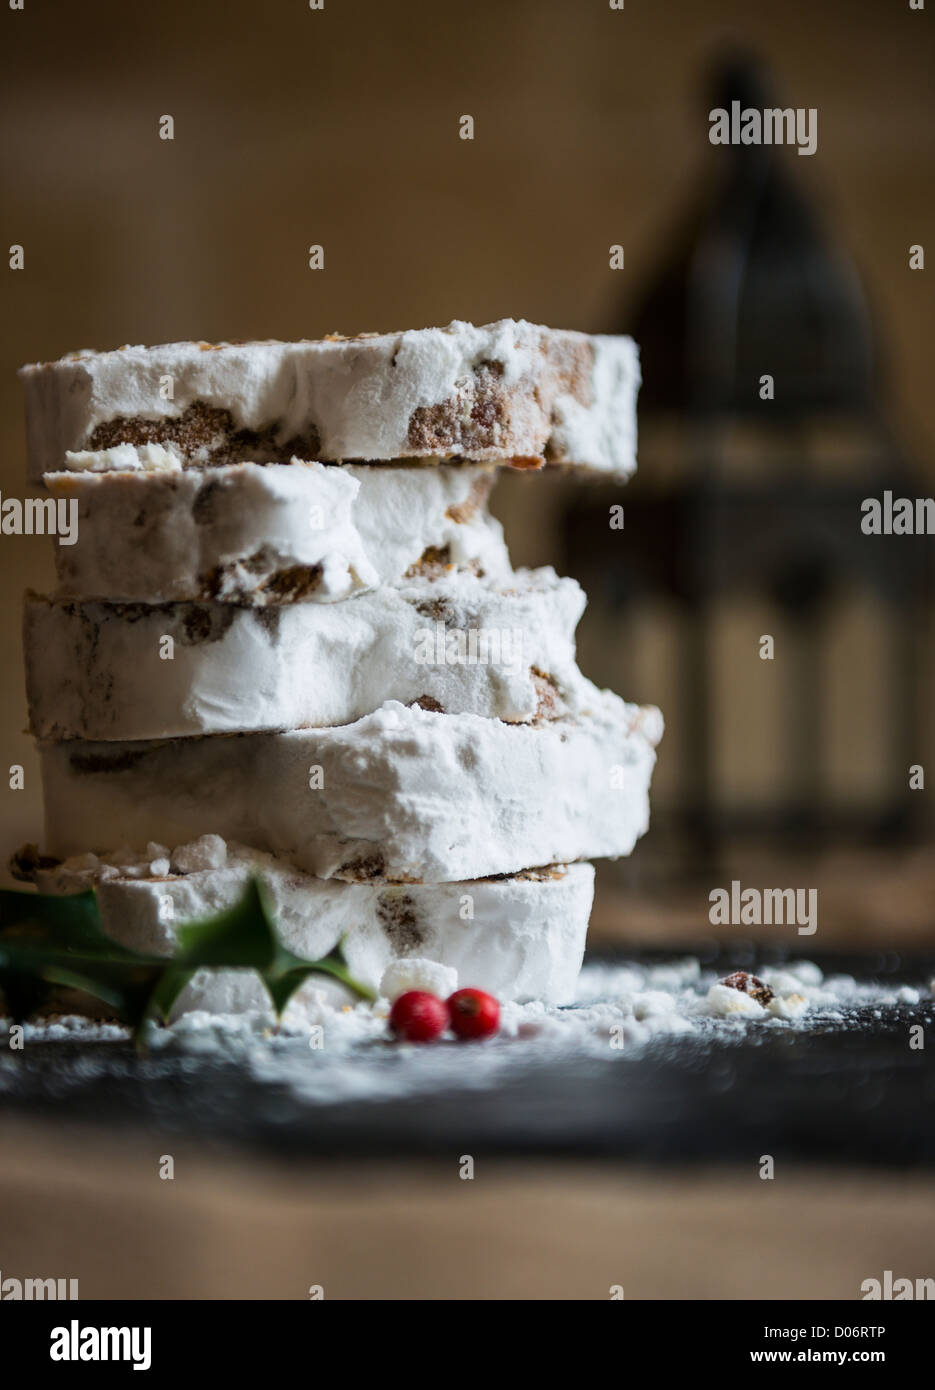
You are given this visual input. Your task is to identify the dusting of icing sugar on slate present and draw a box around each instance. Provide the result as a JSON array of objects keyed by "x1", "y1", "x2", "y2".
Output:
[{"x1": 2, "y1": 960, "x2": 928, "y2": 1115}]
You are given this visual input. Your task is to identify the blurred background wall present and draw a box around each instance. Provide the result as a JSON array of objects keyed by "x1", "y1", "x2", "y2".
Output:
[{"x1": 1, "y1": 0, "x2": 932, "y2": 942}]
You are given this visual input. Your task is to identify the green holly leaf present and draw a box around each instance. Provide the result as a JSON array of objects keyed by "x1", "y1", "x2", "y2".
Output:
[
  {"x1": 0, "y1": 966, "x2": 54, "y2": 1025},
  {"x1": 146, "y1": 966, "x2": 197, "y2": 1027},
  {"x1": 173, "y1": 877, "x2": 279, "y2": 968},
  {"x1": 0, "y1": 888, "x2": 166, "y2": 1028},
  {"x1": 0, "y1": 887, "x2": 129, "y2": 953},
  {"x1": 174, "y1": 877, "x2": 377, "y2": 1016},
  {"x1": 262, "y1": 940, "x2": 378, "y2": 1015},
  {"x1": 0, "y1": 878, "x2": 375, "y2": 1041}
]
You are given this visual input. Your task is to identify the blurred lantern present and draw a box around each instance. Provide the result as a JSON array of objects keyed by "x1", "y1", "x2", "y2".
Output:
[{"x1": 565, "y1": 53, "x2": 932, "y2": 874}]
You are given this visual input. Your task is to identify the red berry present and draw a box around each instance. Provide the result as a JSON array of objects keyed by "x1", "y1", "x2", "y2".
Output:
[
  {"x1": 447, "y1": 988, "x2": 500, "y2": 1040},
  {"x1": 388, "y1": 991, "x2": 448, "y2": 1042}
]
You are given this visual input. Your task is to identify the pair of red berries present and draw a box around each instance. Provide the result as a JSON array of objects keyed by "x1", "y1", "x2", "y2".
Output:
[{"x1": 389, "y1": 987, "x2": 500, "y2": 1042}]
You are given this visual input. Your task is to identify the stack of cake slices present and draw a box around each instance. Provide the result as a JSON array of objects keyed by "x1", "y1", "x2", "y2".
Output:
[{"x1": 18, "y1": 320, "x2": 661, "y2": 1015}]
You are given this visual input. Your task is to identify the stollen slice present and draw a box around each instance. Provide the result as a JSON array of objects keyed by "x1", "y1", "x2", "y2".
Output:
[
  {"x1": 34, "y1": 838, "x2": 593, "y2": 1008},
  {"x1": 25, "y1": 569, "x2": 588, "y2": 739},
  {"x1": 39, "y1": 696, "x2": 663, "y2": 883},
  {"x1": 21, "y1": 319, "x2": 640, "y2": 481},
  {"x1": 44, "y1": 459, "x2": 509, "y2": 605}
]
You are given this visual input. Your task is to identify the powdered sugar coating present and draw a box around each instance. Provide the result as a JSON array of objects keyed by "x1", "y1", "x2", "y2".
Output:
[{"x1": 378, "y1": 959, "x2": 460, "y2": 1002}]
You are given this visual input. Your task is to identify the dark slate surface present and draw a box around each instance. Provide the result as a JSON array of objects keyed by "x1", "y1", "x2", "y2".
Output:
[{"x1": 1, "y1": 946, "x2": 933, "y2": 1167}]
